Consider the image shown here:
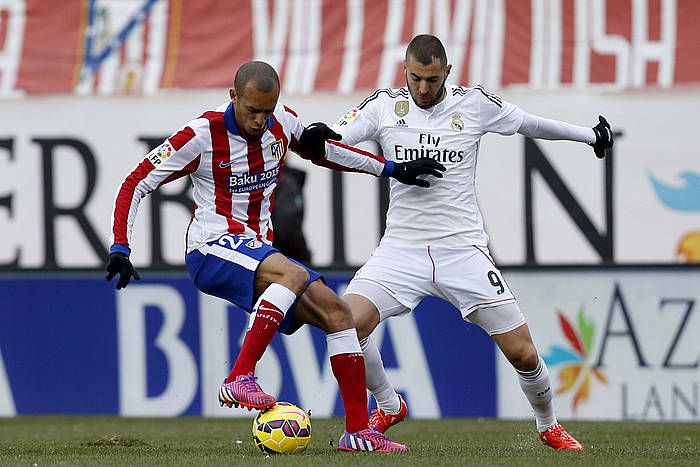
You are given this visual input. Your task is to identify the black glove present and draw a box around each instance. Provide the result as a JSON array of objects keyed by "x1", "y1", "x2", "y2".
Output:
[
  {"x1": 298, "y1": 122, "x2": 342, "y2": 160},
  {"x1": 106, "y1": 252, "x2": 141, "y2": 290},
  {"x1": 392, "y1": 157, "x2": 446, "y2": 188},
  {"x1": 590, "y1": 115, "x2": 613, "y2": 159}
]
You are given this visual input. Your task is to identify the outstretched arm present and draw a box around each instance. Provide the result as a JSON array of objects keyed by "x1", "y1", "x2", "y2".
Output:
[
  {"x1": 518, "y1": 112, "x2": 614, "y2": 159},
  {"x1": 108, "y1": 123, "x2": 203, "y2": 289},
  {"x1": 294, "y1": 122, "x2": 445, "y2": 187}
]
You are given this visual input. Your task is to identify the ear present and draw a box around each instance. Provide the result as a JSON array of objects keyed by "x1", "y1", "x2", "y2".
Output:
[
  {"x1": 445, "y1": 63, "x2": 452, "y2": 79},
  {"x1": 229, "y1": 88, "x2": 237, "y2": 102}
]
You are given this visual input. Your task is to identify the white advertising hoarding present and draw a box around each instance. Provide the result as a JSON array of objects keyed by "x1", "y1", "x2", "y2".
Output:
[
  {"x1": 0, "y1": 89, "x2": 698, "y2": 268},
  {"x1": 498, "y1": 268, "x2": 699, "y2": 421}
]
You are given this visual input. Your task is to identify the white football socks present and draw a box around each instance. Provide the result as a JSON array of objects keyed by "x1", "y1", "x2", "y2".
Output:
[
  {"x1": 516, "y1": 356, "x2": 557, "y2": 432},
  {"x1": 359, "y1": 336, "x2": 401, "y2": 414}
]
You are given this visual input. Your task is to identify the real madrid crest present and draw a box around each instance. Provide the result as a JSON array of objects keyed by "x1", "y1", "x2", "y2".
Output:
[
  {"x1": 451, "y1": 114, "x2": 464, "y2": 132},
  {"x1": 394, "y1": 100, "x2": 409, "y2": 118}
]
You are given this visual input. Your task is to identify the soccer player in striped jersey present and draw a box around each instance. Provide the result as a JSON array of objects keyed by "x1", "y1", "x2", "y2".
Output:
[
  {"x1": 333, "y1": 35, "x2": 614, "y2": 451},
  {"x1": 106, "y1": 61, "x2": 444, "y2": 453}
]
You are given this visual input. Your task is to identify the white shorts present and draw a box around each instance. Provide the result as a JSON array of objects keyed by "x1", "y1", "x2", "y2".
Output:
[{"x1": 344, "y1": 243, "x2": 526, "y2": 335}]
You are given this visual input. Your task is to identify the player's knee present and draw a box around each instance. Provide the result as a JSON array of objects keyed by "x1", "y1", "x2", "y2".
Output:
[
  {"x1": 510, "y1": 344, "x2": 539, "y2": 372},
  {"x1": 317, "y1": 297, "x2": 353, "y2": 333},
  {"x1": 279, "y1": 264, "x2": 310, "y2": 295},
  {"x1": 354, "y1": 310, "x2": 379, "y2": 340}
]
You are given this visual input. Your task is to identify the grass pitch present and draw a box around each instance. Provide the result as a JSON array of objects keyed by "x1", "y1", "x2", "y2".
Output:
[{"x1": 1, "y1": 416, "x2": 698, "y2": 466}]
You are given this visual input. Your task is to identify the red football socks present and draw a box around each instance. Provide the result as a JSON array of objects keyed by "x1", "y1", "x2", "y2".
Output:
[
  {"x1": 331, "y1": 352, "x2": 369, "y2": 433},
  {"x1": 227, "y1": 299, "x2": 283, "y2": 381}
]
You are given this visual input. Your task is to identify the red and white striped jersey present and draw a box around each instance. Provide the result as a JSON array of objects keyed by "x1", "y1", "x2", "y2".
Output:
[{"x1": 110, "y1": 101, "x2": 389, "y2": 254}]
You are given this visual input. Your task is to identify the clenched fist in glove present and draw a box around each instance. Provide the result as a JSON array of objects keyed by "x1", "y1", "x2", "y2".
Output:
[
  {"x1": 590, "y1": 115, "x2": 613, "y2": 159},
  {"x1": 106, "y1": 252, "x2": 141, "y2": 290},
  {"x1": 391, "y1": 158, "x2": 446, "y2": 188},
  {"x1": 298, "y1": 122, "x2": 342, "y2": 160}
]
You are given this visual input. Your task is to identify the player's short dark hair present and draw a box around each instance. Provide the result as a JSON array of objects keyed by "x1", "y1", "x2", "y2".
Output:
[
  {"x1": 405, "y1": 34, "x2": 447, "y2": 67},
  {"x1": 234, "y1": 61, "x2": 280, "y2": 95}
]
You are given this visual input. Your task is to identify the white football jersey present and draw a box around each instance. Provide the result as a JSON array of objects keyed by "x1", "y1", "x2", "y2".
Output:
[{"x1": 332, "y1": 85, "x2": 524, "y2": 247}]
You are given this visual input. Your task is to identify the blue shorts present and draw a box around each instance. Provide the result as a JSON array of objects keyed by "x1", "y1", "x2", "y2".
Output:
[{"x1": 185, "y1": 234, "x2": 322, "y2": 335}]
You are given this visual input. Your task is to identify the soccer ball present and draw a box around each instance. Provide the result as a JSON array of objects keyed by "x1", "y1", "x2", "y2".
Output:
[{"x1": 252, "y1": 402, "x2": 312, "y2": 454}]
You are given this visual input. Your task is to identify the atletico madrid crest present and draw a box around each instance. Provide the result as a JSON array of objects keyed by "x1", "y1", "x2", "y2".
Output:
[{"x1": 270, "y1": 139, "x2": 284, "y2": 160}]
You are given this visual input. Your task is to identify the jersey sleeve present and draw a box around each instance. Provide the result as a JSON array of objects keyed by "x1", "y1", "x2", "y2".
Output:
[
  {"x1": 109, "y1": 121, "x2": 204, "y2": 252},
  {"x1": 330, "y1": 95, "x2": 382, "y2": 146},
  {"x1": 282, "y1": 105, "x2": 305, "y2": 149},
  {"x1": 476, "y1": 85, "x2": 524, "y2": 136},
  {"x1": 311, "y1": 140, "x2": 389, "y2": 177},
  {"x1": 518, "y1": 112, "x2": 596, "y2": 143},
  {"x1": 287, "y1": 101, "x2": 389, "y2": 177}
]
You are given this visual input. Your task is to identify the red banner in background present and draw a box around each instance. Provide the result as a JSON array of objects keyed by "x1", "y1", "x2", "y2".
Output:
[{"x1": 1, "y1": 0, "x2": 699, "y2": 96}]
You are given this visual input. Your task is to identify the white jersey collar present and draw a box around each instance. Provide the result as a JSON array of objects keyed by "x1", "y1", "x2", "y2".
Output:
[{"x1": 410, "y1": 85, "x2": 450, "y2": 115}]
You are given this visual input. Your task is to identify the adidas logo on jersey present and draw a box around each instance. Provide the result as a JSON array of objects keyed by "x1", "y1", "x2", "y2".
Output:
[{"x1": 394, "y1": 119, "x2": 408, "y2": 128}]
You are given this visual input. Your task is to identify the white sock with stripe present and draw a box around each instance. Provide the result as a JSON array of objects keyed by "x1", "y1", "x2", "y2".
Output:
[
  {"x1": 516, "y1": 356, "x2": 557, "y2": 432},
  {"x1": 360, "y1": 336, "x2": 401, "y2": 414}
]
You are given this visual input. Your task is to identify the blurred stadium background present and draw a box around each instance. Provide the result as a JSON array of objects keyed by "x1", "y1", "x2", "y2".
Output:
[{"x1": 0, "y1": 0, "x2": 698, "y2": 430}]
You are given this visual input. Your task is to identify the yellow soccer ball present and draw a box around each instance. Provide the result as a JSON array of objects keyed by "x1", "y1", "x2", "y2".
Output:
[{"x1": 252, "y1": 402, "x2": 312, "y2": 454}]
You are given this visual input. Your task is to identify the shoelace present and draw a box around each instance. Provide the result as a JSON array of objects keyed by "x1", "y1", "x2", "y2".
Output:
[
  {"x1": 237, "y1": 375, "x2": 265, "y2": 393},
  {"x1": 548, "y1": 426, "x2": 572, "y2": 441},
  {"x1": 358, "y1": 429, "x2": 390, "y2": 447}
]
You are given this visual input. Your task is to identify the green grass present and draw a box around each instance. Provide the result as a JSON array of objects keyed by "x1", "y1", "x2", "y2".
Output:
[{"x1": 1, "y1": 416, "x2": 698, "y2": 466}]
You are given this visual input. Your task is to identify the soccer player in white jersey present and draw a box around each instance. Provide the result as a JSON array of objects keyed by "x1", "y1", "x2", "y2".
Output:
[
  {"x1": 332, "y1": 35, "x2": 614, "y2": 451},
  {"x1": 106, "y1": 61, "x2": 444, "y2": 453}
]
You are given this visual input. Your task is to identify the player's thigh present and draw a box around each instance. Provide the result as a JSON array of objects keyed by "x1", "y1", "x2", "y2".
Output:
[
  {"x1": 254, "y1": 252, "x2": 310, "y2": 296},
  {"x1": 344, "y1": 279, "x2": 410, "y2": 338},
  {"x1": 436, "y1": 245, "x2": 516, "y2": 318},
  {"x1": 295, "y1": 279, "x2": 354, "y2": 333},
  {"x1": 346, "y1": 243, "x2": 431, "y2": 316},
  {"x1": 467, "y1": 301, "x2": 526, "y2": 337},
  {"x1": 344, "y1": 293, "x2": 380, "y2": 340}
]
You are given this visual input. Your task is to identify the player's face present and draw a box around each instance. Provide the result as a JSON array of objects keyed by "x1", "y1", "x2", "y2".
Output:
[
  {"x1": 231, "y1": 84, "x2": 279, "y2": 139},
  {"x1": 405, "y1": 54, "x2": 451, "y2": 109}
]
